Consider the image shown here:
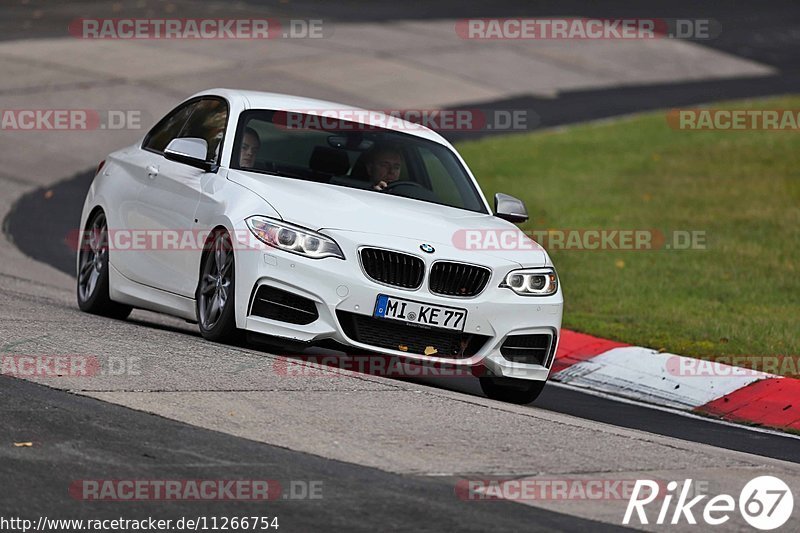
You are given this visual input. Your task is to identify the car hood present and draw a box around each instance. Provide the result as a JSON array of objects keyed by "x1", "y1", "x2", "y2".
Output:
[{"x1": 228, "y1": 170, "x2": 548, "y2": 266}]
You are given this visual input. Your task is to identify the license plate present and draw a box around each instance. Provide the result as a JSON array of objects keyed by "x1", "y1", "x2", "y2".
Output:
[{"x1": 373, "y1": 294, "x2": 467, "y2": 331}]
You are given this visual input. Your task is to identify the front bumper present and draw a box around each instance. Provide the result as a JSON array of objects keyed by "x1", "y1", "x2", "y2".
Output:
[{"x1": 233, "y1": 227, "x2": 563, "y2": 381}]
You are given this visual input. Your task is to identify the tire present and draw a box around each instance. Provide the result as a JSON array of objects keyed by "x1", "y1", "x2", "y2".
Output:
[
  {"x1": 76, "y1": 210, "x2": 133, "y2": 320},
  {"x1": 479, "y1": 377, "x2": 547, "y2": 404},
  {"x1": 196, "y1": 229, "x2": 241, "y2": 344}
]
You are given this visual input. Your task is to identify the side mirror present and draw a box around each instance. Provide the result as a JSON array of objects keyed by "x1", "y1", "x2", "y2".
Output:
[
  {"x1": 494, "y1": 193, "x2": 528, "y2": 223},
  {"x1": 164, "y1": 137, "x2": 217, "y2": 172}
]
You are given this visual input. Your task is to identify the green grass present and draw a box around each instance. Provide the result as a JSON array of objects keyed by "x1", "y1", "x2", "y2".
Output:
[{"x1": 457, "y1": 96, "x2": 800, "y2": 358}]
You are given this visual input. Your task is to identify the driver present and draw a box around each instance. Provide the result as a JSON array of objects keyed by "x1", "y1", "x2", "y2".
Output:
[{"x1": 365, "y1": 145, "x2": 403, "y2": 191}]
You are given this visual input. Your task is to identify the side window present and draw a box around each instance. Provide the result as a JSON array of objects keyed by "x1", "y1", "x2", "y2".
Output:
[
  {"x1": 178, "y1": 99, "x2": 228, "y2": 163},
  {"x1": 240, "y1": 115, "x2": 329, "y2": 169},
  {"x1": 419, "y1": 146, "x2": 462, "y2": 206},
  {"x1": 142, "y1": 102, "x2": 196, "y2": 154}
]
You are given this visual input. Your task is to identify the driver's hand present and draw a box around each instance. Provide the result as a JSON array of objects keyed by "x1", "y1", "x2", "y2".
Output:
[{"x1": 373, "y1": 180, "x2": 388, "y2": 191}]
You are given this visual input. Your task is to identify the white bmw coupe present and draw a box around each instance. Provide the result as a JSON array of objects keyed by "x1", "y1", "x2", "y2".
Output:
[{"x1": 77, "y1": 89, "x2": 563, "y2": 403}]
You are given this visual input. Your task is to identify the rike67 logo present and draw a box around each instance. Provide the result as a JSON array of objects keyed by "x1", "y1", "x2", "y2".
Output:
[{"x1": 624, "y1": 476, "x2": 794, "y2": 530}]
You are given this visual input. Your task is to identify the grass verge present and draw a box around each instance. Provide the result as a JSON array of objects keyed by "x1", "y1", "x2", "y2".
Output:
[{"x1": 458, "y1": 96, "x2": 799, "y2": 361}]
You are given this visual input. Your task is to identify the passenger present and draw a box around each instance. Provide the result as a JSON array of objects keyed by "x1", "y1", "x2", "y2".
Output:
[{"x1": 239, "y1": 127, "x2": 261, "y2": 168}]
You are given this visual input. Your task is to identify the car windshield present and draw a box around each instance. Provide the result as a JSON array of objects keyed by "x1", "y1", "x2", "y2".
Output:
[{"x1": 230, "y1": 110, "x2": 488, "y2": 213}]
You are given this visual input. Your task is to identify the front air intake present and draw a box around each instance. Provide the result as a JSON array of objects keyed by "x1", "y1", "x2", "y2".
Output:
[
  {"x1": 336, "y1": 310, "x2": 489, "y2": 358},
  {"x1": 500, "y1": 333, "x2": 554, "y2": 366},
  {"x1": 250, "y1": 286, "x2": 318, "y2": 325}
]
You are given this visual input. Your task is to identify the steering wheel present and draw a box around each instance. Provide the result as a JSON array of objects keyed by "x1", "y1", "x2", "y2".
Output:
[
  {"x1": 383, "y1": 180, "x2": 427, "y2": 193},
  {"x1": 382, "y1": 180, "x2": 441, "y2": 202}
]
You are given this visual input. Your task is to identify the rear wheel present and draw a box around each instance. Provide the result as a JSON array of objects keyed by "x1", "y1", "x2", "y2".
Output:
[
  {"x1": 76, "y1": 210, "x2": 132, "y2": 319},
  {"x1": 479, "y1": 377, "x2": 547, "y2": 404},
  {"x1": 196, "y1": 229, "x2": 240, "y2": 343}
]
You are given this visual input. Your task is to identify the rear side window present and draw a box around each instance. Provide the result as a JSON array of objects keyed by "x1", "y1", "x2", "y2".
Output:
[
  {"x1": 178, "y1": 99, "x2": 228, "y2": 162},
  {"x1": 142, "y1": 97, "x2": 229, "y2": 162},
  {"x1": 142, "y1": 102, "x2": 196, "y2": 154}
]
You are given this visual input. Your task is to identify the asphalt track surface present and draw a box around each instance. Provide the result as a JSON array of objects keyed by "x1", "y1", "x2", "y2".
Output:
[
  {"x1": 3, "y1": 1, "x2": 800, "y2": 531},
  {"x1": 7, "y1": 169, "x2": 800, "y2": 467},
  {"x1": 1, "y1": 375, "x2": 623, "y2": 531}
]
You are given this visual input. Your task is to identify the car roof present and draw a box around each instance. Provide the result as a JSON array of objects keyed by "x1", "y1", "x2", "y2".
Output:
[{"x1": 189, "y1": 88, "x2": 453, "y2": 147}]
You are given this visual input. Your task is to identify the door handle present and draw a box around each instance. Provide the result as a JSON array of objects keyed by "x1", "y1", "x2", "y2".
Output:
[{"x1": 146, "y1": 165, "x2": 159, "y2": 179}]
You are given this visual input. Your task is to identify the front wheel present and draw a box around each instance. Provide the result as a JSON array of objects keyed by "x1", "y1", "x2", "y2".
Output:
[
  {"x1": 76, "y1": 210, "x2": 132, "y2": 320},
  {"x1": 479, "y1": 377, "x2": 547, "y2": 404},
  {"x1": 196, "y1": 229, "x2": 240, "y2": 344}
]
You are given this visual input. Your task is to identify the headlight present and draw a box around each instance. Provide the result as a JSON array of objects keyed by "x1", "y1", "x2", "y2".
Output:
[
  {"x1": 246, "y1": 216, "x2": 344, "y2": 259},
  {"x1": 500, "y1": 267, "x2": 558, "y2": 296}
]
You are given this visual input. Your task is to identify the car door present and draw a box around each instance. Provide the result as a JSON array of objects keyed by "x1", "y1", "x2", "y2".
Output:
[
  {"x1": 132, "y1": 97, "x2": 229, "y2": 297},
  {"x1": 110, "y1": 100, "x2": 197, "y2": 285}
]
